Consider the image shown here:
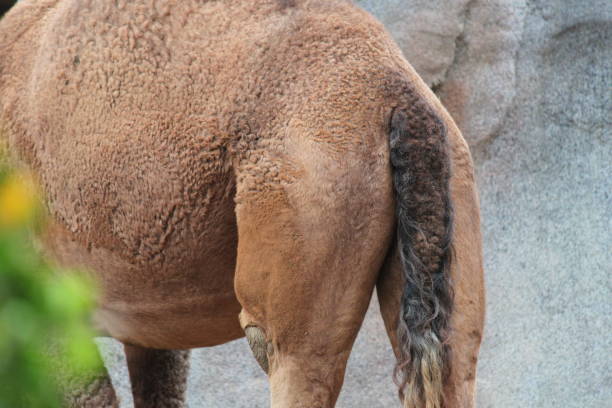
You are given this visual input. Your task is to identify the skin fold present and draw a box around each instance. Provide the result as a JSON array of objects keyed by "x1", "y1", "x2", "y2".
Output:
[{"x1": 0, "y1": 1, "x2": 484, "y2": 407}]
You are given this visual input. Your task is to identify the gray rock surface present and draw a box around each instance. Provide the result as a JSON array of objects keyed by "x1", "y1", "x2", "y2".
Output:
[{"x1": 100, "y1": 0, "x2": 612, "y2": 406}]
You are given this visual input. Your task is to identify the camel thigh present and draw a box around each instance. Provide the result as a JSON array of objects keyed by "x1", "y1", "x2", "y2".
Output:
[
  {"x1": 124, "y1": 344, "x2": 190, "y2": 408},
  {"x1": 236, "y1": 241, "x2": 374, "y2": 408},
  {"x1": 234, "y1": 193, "x2": 391, "y2": 408}
]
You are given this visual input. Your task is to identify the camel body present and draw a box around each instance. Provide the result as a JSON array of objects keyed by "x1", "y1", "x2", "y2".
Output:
[{"x1": 0, "y1": 1, "x2": 484, "y2": 407}]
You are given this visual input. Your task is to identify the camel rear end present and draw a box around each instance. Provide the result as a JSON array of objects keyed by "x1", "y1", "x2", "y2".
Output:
[{"x1": 0, "y1": 1, "x2": 484, "y2": 406}]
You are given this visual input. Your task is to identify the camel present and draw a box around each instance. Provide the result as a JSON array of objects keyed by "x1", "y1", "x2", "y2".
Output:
[{"x1": 0, "y1": 1, "x2": 485, "y2": 407}]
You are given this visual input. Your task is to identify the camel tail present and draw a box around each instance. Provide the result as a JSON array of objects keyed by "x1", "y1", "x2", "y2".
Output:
[
  {"x1": 0, "y1": 0, "x2": 17, "y2": 18},
  {"x1": 388, "y1": 104, "x2": 454, "y2": 408}
]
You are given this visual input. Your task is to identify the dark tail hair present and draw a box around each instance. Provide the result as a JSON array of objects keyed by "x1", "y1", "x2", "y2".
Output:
[
  {"x1": 389, "y1": 104, "x2": 454, "y2": 408},
  {"x1": 0, "y1": 1, "x2": 17, "y2": 18}
]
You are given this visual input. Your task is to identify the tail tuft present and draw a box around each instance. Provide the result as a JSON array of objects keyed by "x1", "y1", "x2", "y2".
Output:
[{"x1": 389, "y1": 105, "x2": 454, "y2": 408}]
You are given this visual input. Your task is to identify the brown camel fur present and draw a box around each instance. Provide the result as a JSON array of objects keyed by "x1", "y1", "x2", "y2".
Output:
[{"x1": 0, "y1": 1, "x2": 485, "y2": 407}]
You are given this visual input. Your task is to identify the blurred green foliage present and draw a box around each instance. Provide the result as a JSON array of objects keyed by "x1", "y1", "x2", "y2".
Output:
[{"x1": 0, "y1": 160, "x2": 102, "y2": 408}]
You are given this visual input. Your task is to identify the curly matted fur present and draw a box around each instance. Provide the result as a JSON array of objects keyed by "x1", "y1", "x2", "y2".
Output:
[{"x1": 389, "y1": 102, "x2": 454, "y2": 408}]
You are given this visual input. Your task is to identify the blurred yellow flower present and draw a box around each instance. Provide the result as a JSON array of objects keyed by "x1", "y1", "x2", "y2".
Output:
[{"x1": 0, "y1": 173, "x2": 37, "y2": 227}]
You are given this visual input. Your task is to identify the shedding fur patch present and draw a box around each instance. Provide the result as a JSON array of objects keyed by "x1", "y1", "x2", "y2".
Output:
[{"x1": 245, "y1": 326, "x2": 270, "y2": 374}]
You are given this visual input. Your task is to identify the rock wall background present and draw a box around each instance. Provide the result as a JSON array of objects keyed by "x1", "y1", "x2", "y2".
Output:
[{"x1": 97, "y1": 0, "x2": 612, "y2": 406}]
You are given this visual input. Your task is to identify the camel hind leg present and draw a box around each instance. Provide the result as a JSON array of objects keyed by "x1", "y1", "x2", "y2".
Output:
[
  {"x1": 233, "y1": 141, "x2": 395, "y2": 407},
  {"x1": 124, "y1": 344, "x2": 190, "y2": 408},
  {"x1": 63, "y1": 374, "x2": 118, "y2": 408},
  {"x1": 50, "y1": 338, "x2": 119, "y2": 408}
]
